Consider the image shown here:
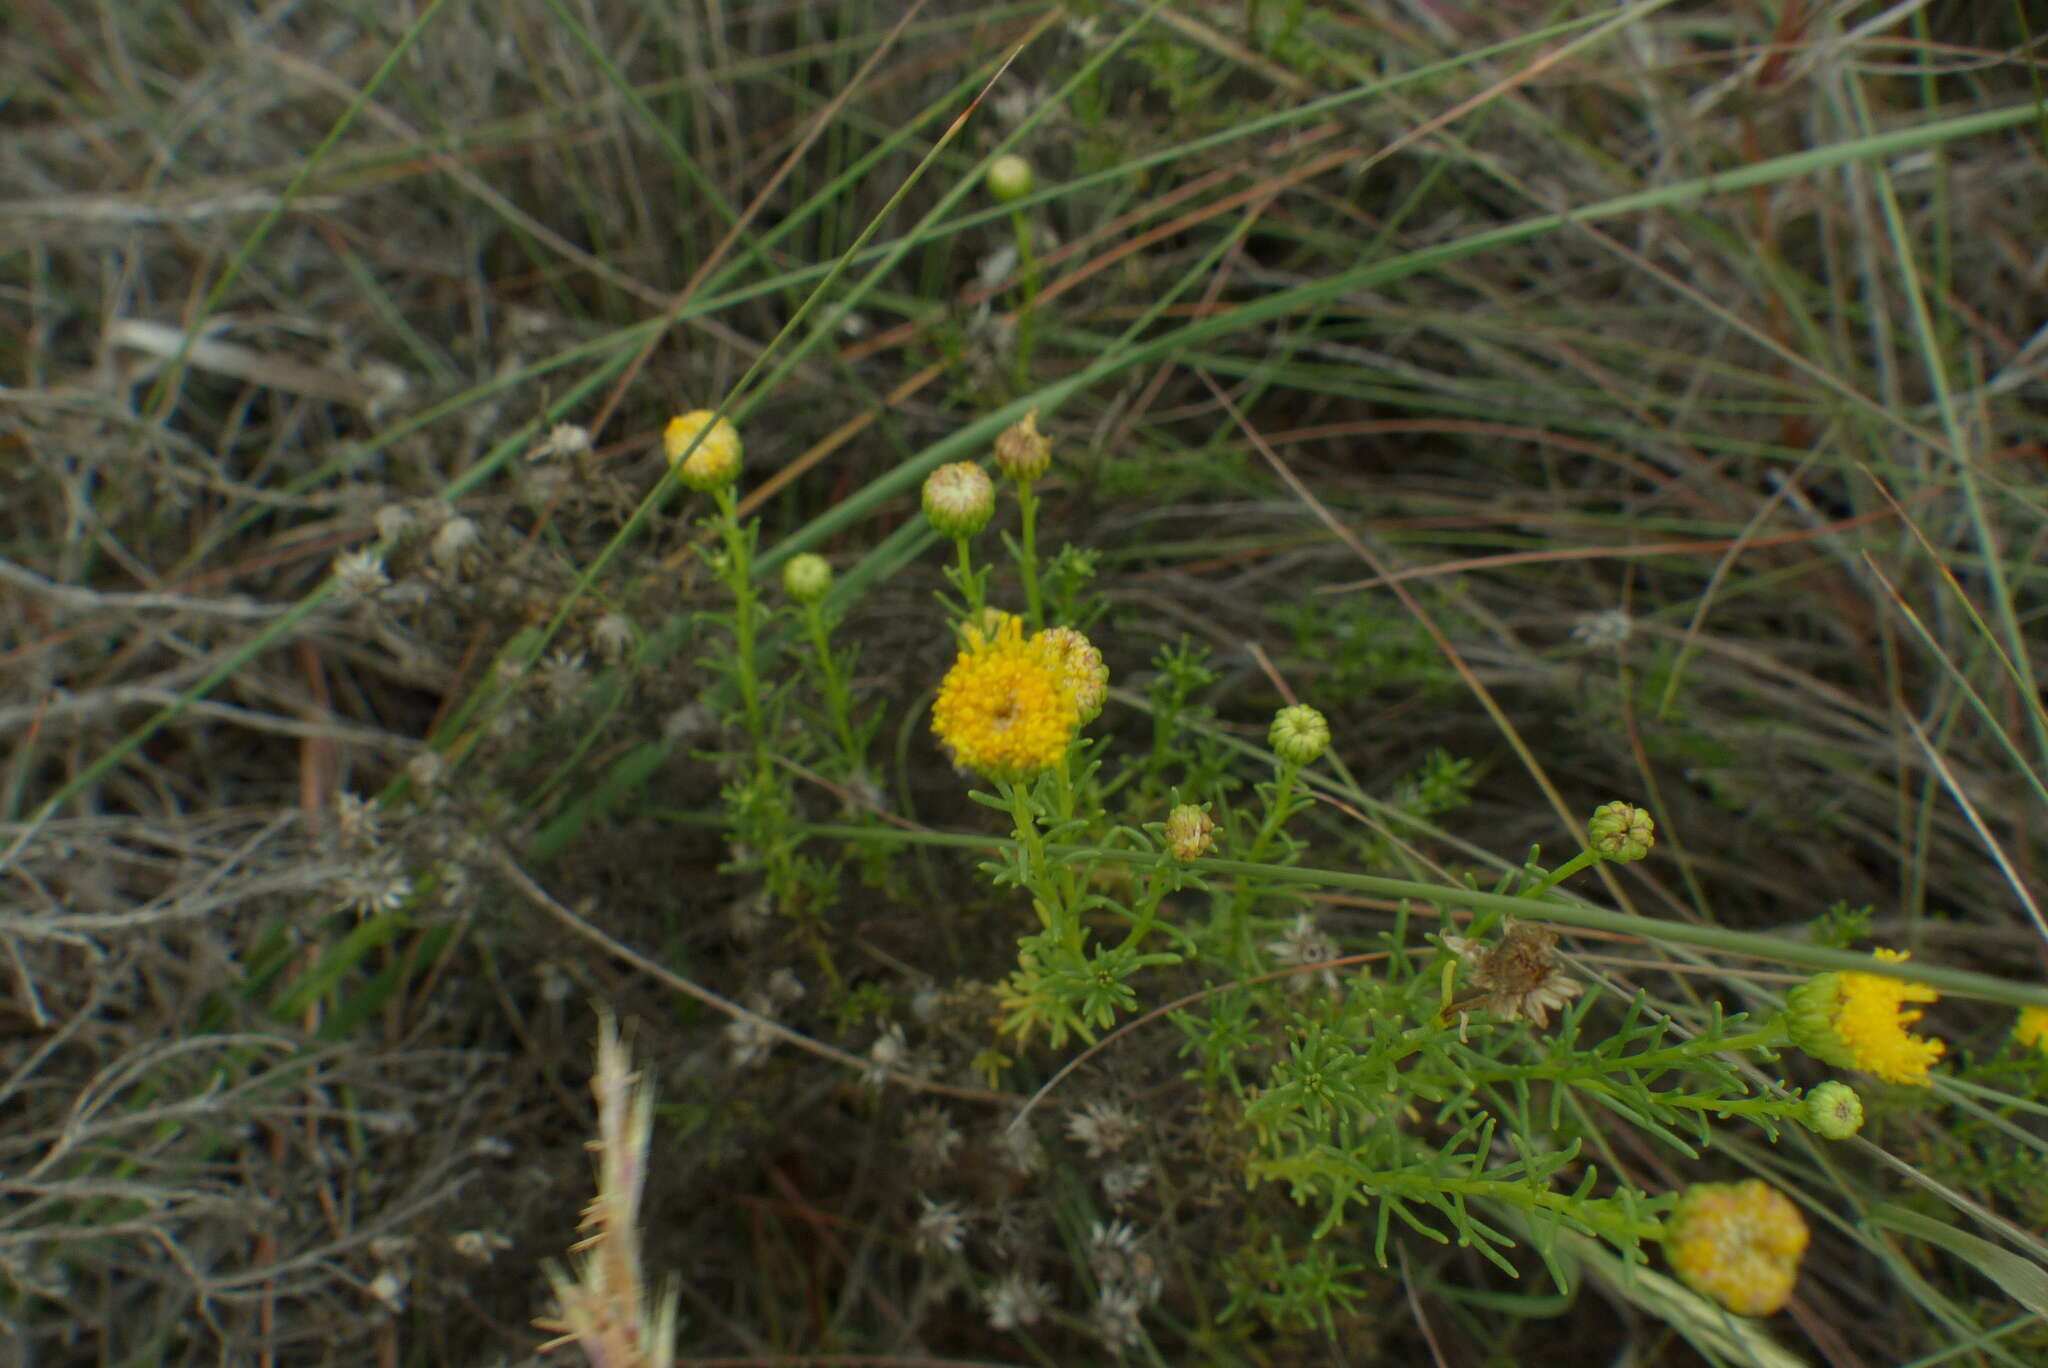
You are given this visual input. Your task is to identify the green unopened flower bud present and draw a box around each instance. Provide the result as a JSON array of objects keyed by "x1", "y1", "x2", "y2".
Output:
[
  {"x1": 663, "y1": 410, "x2": 743, "y2": 491},
  {"x1": 969, "y1": 607, "x2": 1020, "y2": 641},
  {"x1": 782, "y1": 553, "x2": 833, "y2": 603},
  {"x1": 1803, "y1": 1081, "x2": 1864, "y2": 1139},
  {"x1": 986, "y1": 154, "x2": 1034, "y2": 204},
  {"x1": 994, "y1": 409, "x2": 1053, "y2": 483},
  {"x1": 1588, "y1": 801, "x2": 1655, "y2": 862},
  {"x1": 922, "y1": 462, "x2": 995, "y2": 538},
  {"x1": 1784, "y1": 972, "x2": 1856, "y2": 1071},
  {"x1": 1164, "y1": 804, "x2": 1216, "y2": 861},
  {"x1": 1269, "y1": 704, "x2": 1330, "y2": 766}
]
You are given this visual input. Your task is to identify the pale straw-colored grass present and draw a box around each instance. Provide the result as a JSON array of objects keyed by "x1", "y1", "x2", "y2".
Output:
[{"x1": 536, "y1": 1012, "x2": 679, "y2": 1368}]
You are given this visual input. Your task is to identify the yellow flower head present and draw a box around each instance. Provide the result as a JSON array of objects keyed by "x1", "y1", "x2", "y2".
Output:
[
  {"x1": 932, "y1": 617, "x2": 1080, "y2": 776},
  {"x1": 1035, "y1": 626, "x2": 1108, "y2": 723},
  {"x1": 1666, "y1": 1179, "x2": 1809, "y2": 1317},
  {"x1": 1787, "y1": 947, "x2": 1945, "y2": 1086},
  {"x1": 2016, "y1": 1004, "x2": 2048, "y2": 1056},
  {"x1": 970, "y1": 607, "x2": 1021, "y2": 640},
  {"x1": 663, "y1": 410, "x2": 742, "y2": 491}
]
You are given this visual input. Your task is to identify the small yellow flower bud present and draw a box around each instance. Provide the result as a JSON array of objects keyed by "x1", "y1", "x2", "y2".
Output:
[
  {"x1": 663, "y1": 410, "x2": 742, "y2": 491},
  {"x1": 1665, "y1": 1179, "x2": 1809, "y2": 1317},
  {"x1": 1268, "y1": 704, "x2": 1330, "y2": 766},
  {"x1": 2016, "y1": 1004, "x2": 2048, "y2": 1055},
  {"x1": 1164, "y1": 805, "x2": 1216, "y2": 861},
  {"x1": 965, "y1": 607, "x2": 1021, "y2": 643},
  {"x1": 1588, "y1": 801, "x2": 1655, "y2": 862},
  {"x1": 994, "y1": 409, "x2": 1053, "y2": 483},
  {"x1": 1802, "y1": 1081, "x2": 1864, "y2": 1139},
  {"x1": 922, "y1": 462, "x2": 995, "y2": 538},
  {"x1": 782, "y1": 553, "x2": 833, "y2": 603},
  {"x1": 985, "y1": 154, "x2": 1034, "y2": 203}
]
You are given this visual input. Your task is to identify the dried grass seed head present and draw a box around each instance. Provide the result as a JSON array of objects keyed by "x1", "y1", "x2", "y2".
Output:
[
  {"x1": 1265, "y1": 913, "x2": 1342, "y2": 995},
  {"x1": 721, "y1": 993, "x2": 778, "y2": 1069},
  {"x1": 1065, "y1": 1099, "x2": 1139, "y2": 1159},
  {"x1": 1100, "y1": 1160, "x2": 1152, "y2": 1206},
  {"x1": 331, "y1": 546, "x2": 390, "y2": 602},
  {"x1": 995, "y1": 1119, "x2": 1046, "y2": 1176},
  {"x1": 913, "y1": 1198, "x2": 968, "y2": 1257},
  {"x1": 982, "y1": 1271, "x2": 1052, "y2": 1330},
  {"x1": 861, "y1": 1022, "x2": 909, "y2": 1090},
  {"x1": 590, "y1": 611, "x2": 636, "y2": 664},
  {"x1": 902, "y1": 1102, "x2": 964, "y2": 1174},
  {"x1": 1092, "y1": 1286, "x2": 1146, "y2": 1352}
]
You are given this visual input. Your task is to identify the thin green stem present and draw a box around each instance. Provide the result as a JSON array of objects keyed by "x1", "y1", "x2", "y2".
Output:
[
  {"x1": 1046, "y1": 756, "x2": 1081, "y2": 914},
  {"x1": 713, "y1": 484, "x2": 766, "y2": 754},
  {"x1": 954, "y1": 534, "x2": 986, "y2": 621},
  {"x1": 1638, "y1": 1092, "x2": 1801, "y2": 1122},
  {"x1": 801, "y1": 600, "x2": 862, "y2": 772},
  {"x1": 1215, "y1": 756, "x2": 1305, "y2": 968},
  {"x1": 1000, "y1": 780, "x2": 1056, "y2": 940},
  {"x1": 1014, "y1": 482, "x2": 1044, "y2": 630},
  {"x1": 1421, "y1": 1177, "x2": 1665, "y2": 1245},
  {"x1": 1446, "y1": 1024, "x2": 1792, "y2": 1090},
  {"x1": 1521, "y1": 849, "x2": 1601, "y2": 898},
  {"x1": 780, "y1": 824, "x2": 2048, "y2": 1009}
]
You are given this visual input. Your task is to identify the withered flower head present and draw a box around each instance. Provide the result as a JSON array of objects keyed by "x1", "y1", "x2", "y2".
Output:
[{"x1": 1442, "y1": 920, "x2": 1583, "y2": 1029}]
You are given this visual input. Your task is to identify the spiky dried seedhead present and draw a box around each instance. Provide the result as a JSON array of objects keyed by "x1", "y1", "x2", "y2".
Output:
[{"x1": 535, "y1": 1011, "x2": 679, "y2": 1368}]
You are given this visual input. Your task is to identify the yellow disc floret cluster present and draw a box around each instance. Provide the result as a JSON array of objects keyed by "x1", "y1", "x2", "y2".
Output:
[
  {"x1": 2017, "y1": 1005, "x2": 2048, "y2": 1055},
  {"x1": 1787, "y1": 947, "x2": 1946, "y2": 1086},
  {"x1": 1666, "y1": 1179, "x2": 1810, "y2": 1317},
  {"x1": 932, "y1": 617, "x2": 1100, "y2": 776},
  {"x1": 663, "y1": 410, "x2": 742, "y2": 491},
  {"x1": 1834, "y1": 949, "x2": 1945, "y2": 1085}
]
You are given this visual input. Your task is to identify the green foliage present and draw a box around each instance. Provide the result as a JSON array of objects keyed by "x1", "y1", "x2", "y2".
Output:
[
  {"x1": 1810, "y1": 901, "x2": 1875, "y2": 948},
  {"x1": 1222, "y1": 1233, "x2": 1373, "y2": 1336},
  {"x1": 658, "y1": 425, "x2": 2048, "y2": 1348},
  {"x1": 1273, "y1": 590, "x2": 1467, "y2": 698}
]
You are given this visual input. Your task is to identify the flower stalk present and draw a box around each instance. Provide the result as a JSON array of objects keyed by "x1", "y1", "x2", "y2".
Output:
[
  {"x1": 709, "y1": 482, "x2": 767, "y2": 756},
  {"x1": 784, "y1": 555, "x2": 863, "y2": 779}
]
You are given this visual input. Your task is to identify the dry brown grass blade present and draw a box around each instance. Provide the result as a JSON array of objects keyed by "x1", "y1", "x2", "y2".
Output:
[{"x1": 579, "y1": 0, "x2": 945, "y2": 448}]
